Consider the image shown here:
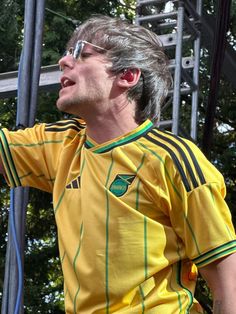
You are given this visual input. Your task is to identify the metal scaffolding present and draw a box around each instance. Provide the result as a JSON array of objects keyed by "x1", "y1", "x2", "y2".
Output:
[{"x1": 136, "y1": 0, "x2": 202, "y2": 140}]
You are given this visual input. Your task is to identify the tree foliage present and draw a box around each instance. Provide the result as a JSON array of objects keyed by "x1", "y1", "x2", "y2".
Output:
[{"x1": 0, "y1": 0, "x2": 235, "y2": 313}]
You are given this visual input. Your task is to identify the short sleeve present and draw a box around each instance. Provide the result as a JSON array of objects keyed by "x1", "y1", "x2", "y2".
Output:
[
  {"x1": 167, "y1": 141, "x2": 236, "y2": 268},
  {"x1": 0, "y1": 119, "x2": 85, "y2": 192}
]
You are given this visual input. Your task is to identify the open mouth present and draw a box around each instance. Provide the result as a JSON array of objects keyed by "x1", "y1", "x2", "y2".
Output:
[{"x1": 61, "y1": 77, "x2": 76, "y2": 88}]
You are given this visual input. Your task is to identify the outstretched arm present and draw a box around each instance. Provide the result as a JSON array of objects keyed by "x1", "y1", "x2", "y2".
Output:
[{"x1": 199, "y1": 252, "x2": 236, "y2": 314}]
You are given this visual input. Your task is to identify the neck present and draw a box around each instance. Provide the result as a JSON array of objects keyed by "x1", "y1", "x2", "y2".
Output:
[{"x1": 84, "y1": 99, "x2": 139, "y2": 144}]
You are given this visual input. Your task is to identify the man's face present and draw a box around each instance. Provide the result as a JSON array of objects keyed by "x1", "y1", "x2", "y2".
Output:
[{"x1": 57, "y1": 40, "x2": 115, "y2": 118}]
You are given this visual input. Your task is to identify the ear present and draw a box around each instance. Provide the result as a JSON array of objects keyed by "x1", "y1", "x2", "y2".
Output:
[{"x1": 117, "y1": 68, "x2": 141, "y2": 88}]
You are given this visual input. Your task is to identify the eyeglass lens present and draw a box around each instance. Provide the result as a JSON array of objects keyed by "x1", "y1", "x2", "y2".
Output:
[
  {"x1": 73, "y1": 41, "x2": 84, "y2": 59},
  {"x1": 66, "y1": 41, "x2": 84, "y2": 60}
]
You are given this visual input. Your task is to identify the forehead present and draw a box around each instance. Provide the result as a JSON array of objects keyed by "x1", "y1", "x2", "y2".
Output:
[
  {"x1": 66, "y1": 27, "x2": 105, "y2": 50},
  {"x1": 67, "y1": 32, "x2": 91, "y2": 49}
]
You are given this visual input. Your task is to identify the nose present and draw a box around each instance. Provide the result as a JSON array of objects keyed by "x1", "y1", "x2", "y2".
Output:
[{"x1": 58, "y1": 55, "x2": 75, "y2": 71}]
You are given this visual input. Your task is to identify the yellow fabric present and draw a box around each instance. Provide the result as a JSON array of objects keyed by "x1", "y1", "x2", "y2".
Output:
[{"x1": 0, "y1": 119, "x2": 236, "y2": 314}]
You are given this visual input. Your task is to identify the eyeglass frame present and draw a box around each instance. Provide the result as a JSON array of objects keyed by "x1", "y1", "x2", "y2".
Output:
[{"x1": 65, "y1": 40, "x2": 107, "y2": 61}]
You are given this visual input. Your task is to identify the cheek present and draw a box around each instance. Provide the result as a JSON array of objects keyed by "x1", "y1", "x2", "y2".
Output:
[{"x1": 86, "y1": 75, "x2": 106, "y2": 89}]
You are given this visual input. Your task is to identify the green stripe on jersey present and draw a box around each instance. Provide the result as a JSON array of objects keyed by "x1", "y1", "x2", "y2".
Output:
[
  {"x1": 105, "y1": 151, "x2": 115, "y2": 313},
  {"x1": 193, "y1": 240, "x2": 236, "y2": 267},
  {"x1": 176, "y1": 262, "x2": 193, "y2": 312},
  {"x1": 73, "y1": 222, "x2": 84, "y2": 313},
  {"x1": 137, "y1": 141, "x2": 182, "y2": 201}
]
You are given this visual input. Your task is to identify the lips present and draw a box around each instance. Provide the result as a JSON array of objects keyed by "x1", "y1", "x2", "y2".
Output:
[{"x1": 61, "y1": 76, "x2": 76, "y2": 88}]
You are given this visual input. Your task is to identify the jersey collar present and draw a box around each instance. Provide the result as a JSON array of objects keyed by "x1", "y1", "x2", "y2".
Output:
[{"x1": 84, "y1": 119, "x2": 153, "y2": 154}]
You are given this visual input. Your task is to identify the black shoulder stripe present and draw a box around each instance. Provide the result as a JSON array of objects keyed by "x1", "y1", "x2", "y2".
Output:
[
  {"x1": 71, "y1": 118, "x2": 86, "y2": 128},
  {"x1": 45, "y1": 119, "x2": 84, "y2": 132},
  {"x1": 151, "y1": 129, "x2": 199, "y2": 189},
  {"x1": 45, "y1": 125, "x2": 82, "y2": 133},
  {"x1": 162, "y1": 130, "x2": 206, "y2": 185},
  {"x1": 144, "y1": 134, "x2": 191, "y2": 192},
  {"x1": 45, "y1": 120, "x2": 75, "y2": 127}
]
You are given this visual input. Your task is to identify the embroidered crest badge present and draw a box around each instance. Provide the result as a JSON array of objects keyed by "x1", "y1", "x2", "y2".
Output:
[{"x1": 109, "y1": 174, "x2": 136, "y2": 197}]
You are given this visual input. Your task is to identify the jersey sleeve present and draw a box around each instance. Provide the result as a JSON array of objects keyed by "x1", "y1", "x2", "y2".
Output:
[
  {"x1": 163, "y1": 137, "x2": 236, "y2": 268},
  {"x1": 0, "y1": 119, "x2": 85, "y2": 193}
]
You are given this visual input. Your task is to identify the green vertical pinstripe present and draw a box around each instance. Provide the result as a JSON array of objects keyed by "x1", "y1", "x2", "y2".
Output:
[
  {"x1": 75, "y1": 142, "x2": 85, "y2": 156},
  {"x1": 169, "y1": 265, "x2": 183, "y2": 313},
  {"x1": 137, "y1": 142, "x2": 182, "y2": 201},
  {"x1": 139, "y1": 216, "x2": 148, "y2": 313},
  {"x1": 73, "y1": 288, "x2": 81, "y2": 314},
  {"x1": 169, "y1": 243, "x2": 184, "y2": 313},
  {"x1": 104, "y1": 151, "x2": 115, "y2": 313},
  {"x1": 73, "y1": 223, "x2": 84, "y2": 273},
  {"x1": 135, "y1": 154, "x2": 147, "y2": 312},
  {"x1": 135, "y1": 177, "x2": 141, "y2": 211},
  {"x1": 73, "y1": 222, "x2": 84, "y2": 313},
  {"x1": 176, "y1": 262, "x2": 193, "y2": 313},
  {"x1": 71, "y1": 153, "x2": 86, "y2": 312},
  {"x1": 61, "y1": 251, "x2": 66, "y2": 264},
  {"x1": 225, "y1": 224, "x2": 235, "y2": 239},
  {"x1": 207, "y1": 183, "x2": 215, "y2": 204},
  {"x1": 207, "y1": 183, "x2": 233, "y2": 238},
  {"x1": 135, "y1": 153, "x2": 146, "y2": 212},
  {"x1": 183, "y1": 213, "x2": 201, "y2": 255},
  {"x1": 138, "y1": 142, "x2": 202, "y2": 255},
  {"x1": 139, "y1": 285, "x2": 145, "y2": 314},
  {"x1": 80, "y1": 154, "x2": 86, "y2": 175},
  {"x1": 207, "y1": 186, "x2": 234, "y2": 240},
  {"x1": 144, "y1": 217, "x2": 148, "y2": 280},
  {"x1": 54, "y1": 189, "x2": 66, "y2": 214},
  {"x1": 137, "y1": 217, "x2": 148, "y2": 313},
  {"x1": 55, "y1": 146, "x2": 86, "y2": 215}
]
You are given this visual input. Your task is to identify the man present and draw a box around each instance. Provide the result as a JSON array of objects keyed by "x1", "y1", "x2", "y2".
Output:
[{"x1": 0, "y1": 15, "x2": 236, "y2": 313}]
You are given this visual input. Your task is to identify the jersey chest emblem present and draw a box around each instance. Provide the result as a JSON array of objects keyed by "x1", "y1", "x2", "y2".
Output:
[{"x1": 109, "y1": 174, "x2": 136, "y2": 197}]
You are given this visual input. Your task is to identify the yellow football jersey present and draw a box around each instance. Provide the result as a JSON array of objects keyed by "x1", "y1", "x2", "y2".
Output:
[{"x1": 1, "y1": 118, "x2": 236, "y2": 313}]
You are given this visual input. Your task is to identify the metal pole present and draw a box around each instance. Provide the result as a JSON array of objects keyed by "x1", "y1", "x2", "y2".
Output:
[
  {"x1": 172, "y1": 1, "x2": 185, "y2": 135},
  {"x1": 191, "y1": 0, "x2": 202, "y2": 140},
  {"x1": 2, "y1": 0, "x2": 45, "y2": 312}
]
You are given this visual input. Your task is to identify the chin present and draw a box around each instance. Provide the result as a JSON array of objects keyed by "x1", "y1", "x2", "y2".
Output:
[
  {"x1": 56, "y1": 98, "x2": 65, "y2": 111},
  {"x1": 57, "y1": 98, "x2": 80, "y2": 116},
  {"x1": 56, "y1": 99, "x2": 71, "y2": 113}
]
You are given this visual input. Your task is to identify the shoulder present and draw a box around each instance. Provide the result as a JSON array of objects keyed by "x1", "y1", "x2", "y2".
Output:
[
  {"x1": 141, "y1": 127, "x2": 224, "y2": 192},
  {"x1": 1, "y1": 118, "x2": 86, "y2": 147},
  {"x1": 44, "y1": 118, "x2": 86, "y2": 133}
]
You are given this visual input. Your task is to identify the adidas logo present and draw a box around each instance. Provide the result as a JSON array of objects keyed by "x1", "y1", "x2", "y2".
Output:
[{"x1": 66, "y1": 176, "x2": 81, "y2": 189}]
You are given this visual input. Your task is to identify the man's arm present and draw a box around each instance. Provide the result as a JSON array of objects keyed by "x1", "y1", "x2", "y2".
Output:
[{"x1": 199, "y1": 252, "x2": 236, "y2": 314}]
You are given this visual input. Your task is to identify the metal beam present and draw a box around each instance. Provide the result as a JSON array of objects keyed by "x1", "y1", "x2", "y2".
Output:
[
  {"x1": 0, "y1": 8, "x2": 235, "y2": 100},
  {"x1": 0, "y1": 57, "x2": 195, "y2": 99},
  {"x1": 0, "y1": 65, "x2": 60, "y2": 99}
]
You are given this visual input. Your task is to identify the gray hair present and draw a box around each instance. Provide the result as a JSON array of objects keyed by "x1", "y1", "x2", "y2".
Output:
[{"x1": 67, "y1": 15, "x2": 172, "y2": 124}]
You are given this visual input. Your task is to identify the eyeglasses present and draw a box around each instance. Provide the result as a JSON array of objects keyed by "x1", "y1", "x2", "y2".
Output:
[{"x1": 65, "y1": 40, "x2": 107, "y2": 60}]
